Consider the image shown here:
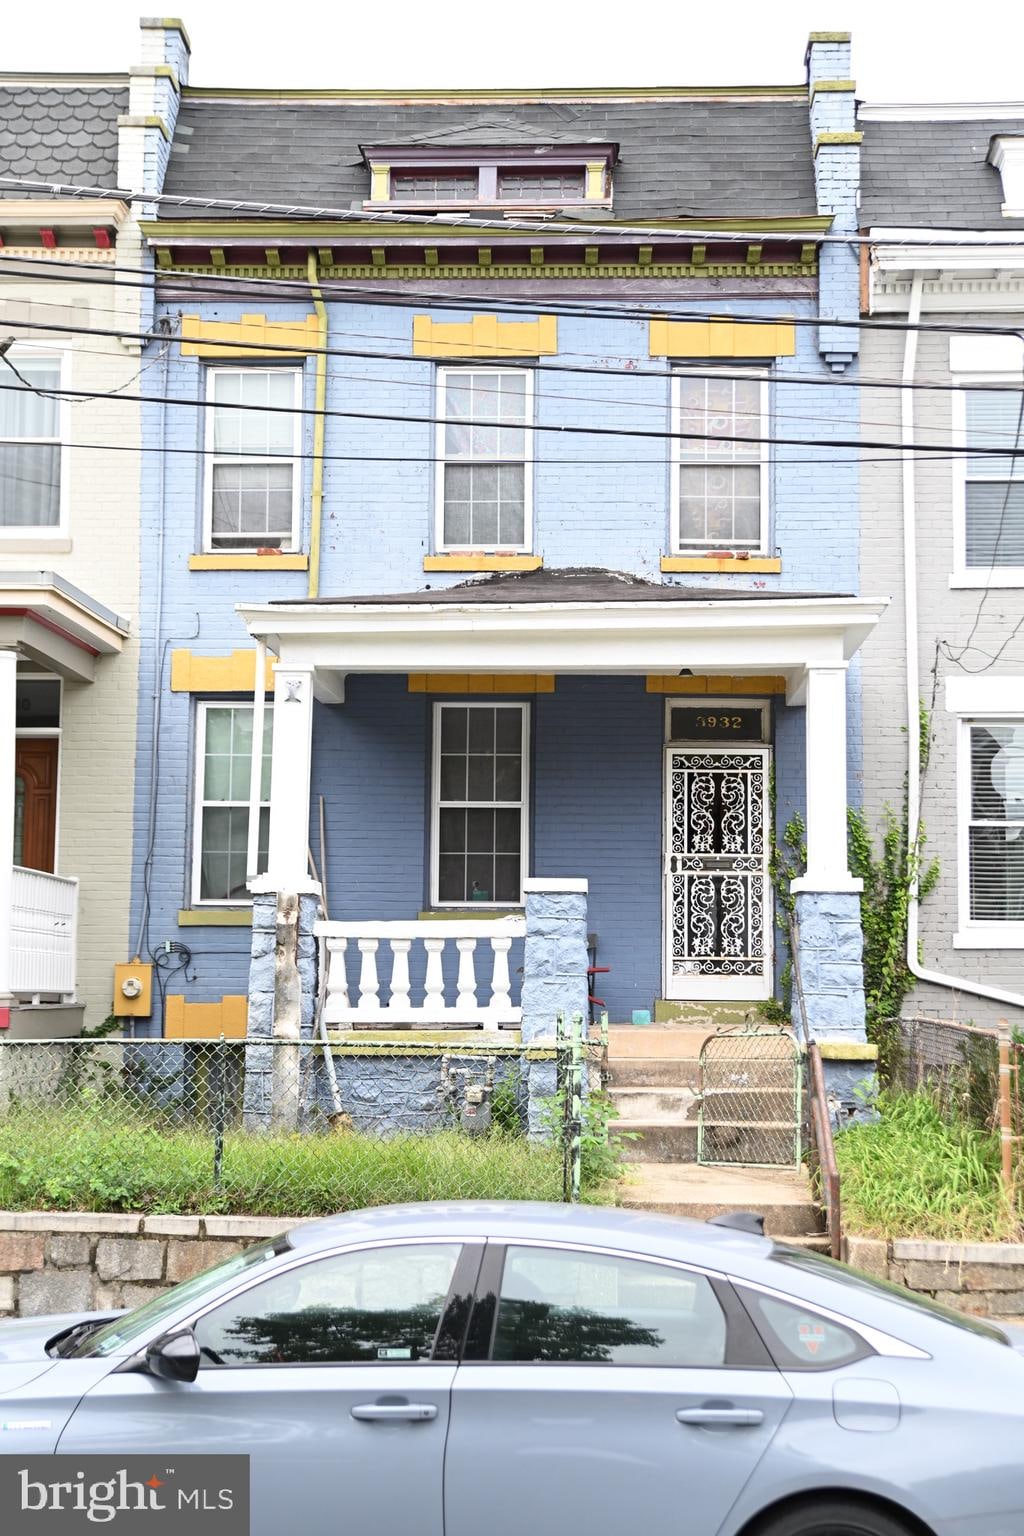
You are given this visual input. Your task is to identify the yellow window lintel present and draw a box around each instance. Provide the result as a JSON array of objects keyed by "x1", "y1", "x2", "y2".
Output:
[
  {"x1": 164, "y1": 994, "x2": 248, "y2": 1039},
  {"x1": 423, "y1": 554, "x2": 542, "y2": 572},
  {"x1": 649, "y1": 317, "x2": 796, "y2": 358},
  {"x1": 646, "y1": 675, "x2": 787, "y2": 695},
  {"x1": 188, "y1": 553, "x2": 309, "y2": 571},
  {"x1": 413, "y1": 313, "x2": 557, "y2": 359},
  {"x1": 661, "y1": 556, "x2": 781, "y2": 574},
  {"x1": 180, "y1": 312, "x2": 320, "y2": 358},
  {"x1": 408, "y1": 674, "x2": 555, "y2": 694},
  {"x1": 170, "y1": 649, "x2": 277, "y2": 694}
]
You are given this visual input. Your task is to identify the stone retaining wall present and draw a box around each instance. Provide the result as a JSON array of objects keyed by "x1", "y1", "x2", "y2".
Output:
[
  {"x1": 0, "y1": 1213, "x2": 292, "y2": 1318},
  {"x1": 843, "y1": 1235, "x2": 1024, "y2": 1317}
]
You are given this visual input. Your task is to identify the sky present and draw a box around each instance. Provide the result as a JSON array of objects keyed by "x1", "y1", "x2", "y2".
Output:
[{"x1": 3, "y1": 0, "x2": 1024, "y2": 100}]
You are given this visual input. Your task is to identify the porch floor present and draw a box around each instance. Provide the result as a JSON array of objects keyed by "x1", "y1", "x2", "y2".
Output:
[{"x1": 620, "y1": 1162, "x2": 823, "y2": 1242}]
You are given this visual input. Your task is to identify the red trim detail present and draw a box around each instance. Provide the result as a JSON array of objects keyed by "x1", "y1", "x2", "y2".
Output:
[
  {"x1": 92, "y1": 228, "x2": 112, "y2": 250},
  {"x1": 0, "y1": 607, "x2": 102, "y2": 656},
  {"x1": 0, "y1": 1007, "x2": 10, "y2": 1031},
  {"x1": 40, "y1": 229, "x2": 57, "y2": 249}
]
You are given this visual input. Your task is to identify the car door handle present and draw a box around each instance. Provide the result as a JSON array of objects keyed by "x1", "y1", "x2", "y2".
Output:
[
  {"x1": 675, "y1": 1407, "x2": 764, "y2": 1427},
  {"x1": 351, "y1": 1403, "x2": 438, "y2": 1423}
]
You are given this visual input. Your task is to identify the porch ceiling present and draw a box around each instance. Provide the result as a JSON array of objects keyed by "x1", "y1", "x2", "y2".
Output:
[
  {"x1": 0, "y1": 571, "x2": 129, "y2": 682},
  {"x1": 238, "y1": 570, "x2": 887, "y2": 703}
]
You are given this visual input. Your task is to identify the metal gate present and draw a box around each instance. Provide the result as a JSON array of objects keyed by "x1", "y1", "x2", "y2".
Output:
[{"x1": 697, "y1": 1027, "x2": 802, "y2": 1168}]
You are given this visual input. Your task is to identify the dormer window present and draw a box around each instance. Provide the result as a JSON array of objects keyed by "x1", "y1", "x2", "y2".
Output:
[{"x1": 363, "y1": 143, "x2": 616, "y2": 212}]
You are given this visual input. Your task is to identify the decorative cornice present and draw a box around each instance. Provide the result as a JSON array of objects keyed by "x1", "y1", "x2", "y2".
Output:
[
  {"x1": 143, "y1": 214, "x2": 832, "y2": 242},
  {"x1": 160, "y1": 259, "x2": 818, "y2": 282},
  {"x1": 181, "y1": 84, "x2": 807, "y2": 103}
]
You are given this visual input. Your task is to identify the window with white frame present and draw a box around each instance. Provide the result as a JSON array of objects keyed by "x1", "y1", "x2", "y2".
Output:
[
  {"x1": 961, "y1": 720, "x2": 1024, "y2": 928},
  {"x1": 432, "y1": 703, "x2": 528, "y2": 906},
  {"x1": 0, "y1": 351, "x2": 64, "y2": 531},
  {"x1": 436, "y1": 368, "x2": 532, "y2": 551},
  {"x1": 204, "y1": 369, "x2": 301, "y2": 552},
  {"x1": 672, "y1": 369, "x2": 769, "y2": 553},
  {"x1": 193, "y1": 703, "x2": 272, "y2": 903},
  {"x1": 961, "y1": 389, "x2": 1024, "y2": 571}
]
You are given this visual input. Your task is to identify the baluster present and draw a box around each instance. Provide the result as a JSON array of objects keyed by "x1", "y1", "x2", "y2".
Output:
[
  {"x1": 389, "y1": 939, "x2": 412, "y2": 1016},
  {"x1": 356, "y1": 938, "x2": 381, "y2": 1012},
  {"x1": 488, "y1": 936, "x2": 513, "y2": 1019},
  {"x1": 424, "y1": 938, "x2": 446, "y2": 1020},
  {"x1": 323, "y1": 939, "x2": 349, "y2": 1024},
  {"x1": 455, "y1": 937, "x2": 478, "y2": 1014}
]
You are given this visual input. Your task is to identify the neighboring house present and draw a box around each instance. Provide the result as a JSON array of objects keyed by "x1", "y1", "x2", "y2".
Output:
[
  {"x1": 0, "y1": 22, "x2": 181, "y2": 1032},
  {"x1": 125, "y1": 28, "x2": 880, "y2": 1059},
  {"x1": 860, "y1": 105, "x2": 1024, "y2": 1029}
]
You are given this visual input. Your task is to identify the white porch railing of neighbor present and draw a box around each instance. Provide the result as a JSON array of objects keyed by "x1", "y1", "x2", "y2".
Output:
[
  {"x1": 10, "y1": 866, "x2": 79, "y2": 1000},
  {"x1": 316, "y1": 917, "x2": 526, "y2": 1028}
]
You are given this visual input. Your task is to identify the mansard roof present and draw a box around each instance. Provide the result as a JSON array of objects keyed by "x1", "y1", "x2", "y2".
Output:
[
  {"x1": 0, "y1": 77, "x2": 128, "y2": 191},
  {"x1": 860, "y1": 113, "x2": 1024, "y2": 230},
  {"x1": 161, "y1": 93, "x2": 818, "y2": 221}
]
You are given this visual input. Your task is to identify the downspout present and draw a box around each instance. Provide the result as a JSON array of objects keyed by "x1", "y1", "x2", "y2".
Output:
[
  {"x1": 901, "y1": 270, "x2": 1024, "y2": 1012},
  {"x1": 306, "y1": 252, "x2": 327, "y2": 600}
]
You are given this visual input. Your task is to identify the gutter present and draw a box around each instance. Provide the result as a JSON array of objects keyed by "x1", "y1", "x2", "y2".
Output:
[
  {"x1": 901, "y1": 271, "x2": 1024, "y2": 1014},
  {"x1": 306, "y1": 252, "x2": 327, "y2": 600}
]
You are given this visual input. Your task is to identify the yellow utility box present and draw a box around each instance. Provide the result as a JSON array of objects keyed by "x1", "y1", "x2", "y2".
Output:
[{"x1": 113, "y1": 960, "x2": 153, "y2": 1018}]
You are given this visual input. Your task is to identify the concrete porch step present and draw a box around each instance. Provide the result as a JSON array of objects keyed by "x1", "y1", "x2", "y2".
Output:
[
  {"x1": 609, "y1": 1086, "x2": 700, "y2": 1120},
  {"x1": 616, "y1": 1118, "x2": 698, "y2": 1161},
  {"x1": 604, "y1": 1026, "x2": 713, "y2": 1059},
  {"x1": 653, "y1": 1001, "x2": 763, "y2": 1027},
  {"x1": 606, "y1": 1057, "x2": 702, "y2": 1088},
  {"x1": 617, "y1": 1117, "x2": 800, "y2": 1166},
  {"x1": 619, "y1": 1162, "x2": 821, "y2": 1239}
]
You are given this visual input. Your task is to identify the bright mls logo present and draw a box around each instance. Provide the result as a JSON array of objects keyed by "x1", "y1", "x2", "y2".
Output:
[{"x1": 1, "y1": 1456, "x2": 249, "y2": 1533}]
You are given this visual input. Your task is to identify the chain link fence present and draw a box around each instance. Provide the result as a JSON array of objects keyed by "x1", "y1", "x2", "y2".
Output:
[
  {"x1": 0, "y1": 1026, "x2": 608, "y2": 1218},
  {"x1": 881, "y1": 1015, "x2": 1001, "y2": 1130}
]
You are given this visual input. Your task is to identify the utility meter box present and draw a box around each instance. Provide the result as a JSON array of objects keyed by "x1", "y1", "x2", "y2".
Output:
[{"x1": 113, "y1": 961, "x2": 153, "y2": 1018}]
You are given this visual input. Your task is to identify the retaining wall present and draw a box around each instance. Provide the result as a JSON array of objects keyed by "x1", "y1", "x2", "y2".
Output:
[{"x1": 843, "y1": 1234, "x2": 1024, "y2": 1317}]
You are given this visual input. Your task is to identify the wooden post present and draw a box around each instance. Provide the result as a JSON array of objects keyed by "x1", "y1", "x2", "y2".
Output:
[{"x1": 998, "y1": 1020, "x2": 1014, "y2": 1194}]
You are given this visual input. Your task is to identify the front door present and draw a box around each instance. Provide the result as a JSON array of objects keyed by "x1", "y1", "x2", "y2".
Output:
[
  {"x1": 664, "y1": 746, "x2": 771, "y2": 1000},
  {"x1": 14, "y1": 738, "x2": 58, "y2": 871}
]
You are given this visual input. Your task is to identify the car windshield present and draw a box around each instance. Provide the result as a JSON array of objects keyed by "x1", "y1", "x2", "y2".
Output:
[
  {"x1": 66, "y1": 1239, "x2": 292, "y2": 1358},
  {"x1": 770, "y1": 1245, "x2": 1008, "y2": 1345}
]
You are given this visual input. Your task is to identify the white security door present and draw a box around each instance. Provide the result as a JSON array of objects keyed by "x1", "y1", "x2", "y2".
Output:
[{"x1": 664, "y1": 746, "x2": 772, "y2": 1000}]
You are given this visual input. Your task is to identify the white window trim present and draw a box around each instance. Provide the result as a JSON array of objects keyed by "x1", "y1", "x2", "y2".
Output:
[
  {"x1": 429, "y1": 700, "x2": 530, "y2": 909},
  {"x1": 0, "y1": 342, "x2": 70, "y2": 543},
  {"x1": 191, "y1": 700, "x2": 272, "y2": 906},
  {"x1": 202, "y1": 367, "x2": 303, "y2": 555},
  {"x1": 955, "y1": 714, "x2": 1024, "y2": 950},
  {"x1": 949, "y1": 376, "x2": 1024, "y2": 588},
  {"x1": 434, "y1": 366, "x2": 534, "y2": 555},
  {"x1": 669, "y1": 369, "x2": 770, "y2": 557}
]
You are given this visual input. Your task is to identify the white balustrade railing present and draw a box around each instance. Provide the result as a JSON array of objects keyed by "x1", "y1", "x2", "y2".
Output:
[
  {"x1": 315, "y1": 917, "x2": 526, "y2": 1029},
  {"x1": 10, "y1": 866, "x2": 79, "y2": 1000}
]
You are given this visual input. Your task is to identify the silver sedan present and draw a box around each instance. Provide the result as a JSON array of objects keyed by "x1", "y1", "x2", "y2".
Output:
[{"x1": 1, "y1": 1201, "x2": 1023, "y2": 1536}]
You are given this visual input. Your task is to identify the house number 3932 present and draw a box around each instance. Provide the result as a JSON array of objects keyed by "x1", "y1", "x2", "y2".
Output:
[{"x1": 697, "y1": 714, "x2": 743, "y2": 729}]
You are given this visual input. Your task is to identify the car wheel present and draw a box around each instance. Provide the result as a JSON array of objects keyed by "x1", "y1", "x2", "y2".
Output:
[{"x1": 753, "y1": 1499, "x2": 914, "y2": 1536}]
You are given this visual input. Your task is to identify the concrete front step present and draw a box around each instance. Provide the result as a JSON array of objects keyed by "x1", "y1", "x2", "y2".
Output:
[
  {"x1": 607, "y1": 1057, "x2": 702, "y2": 1088},
  {"x1": 620, "y1": 1163, "x2": 821, "y2": 1239},
  {"x1": 604, "y1": 1025, "x2": 715, "y2": 1059},
  {"x1": 609, "y1": 1086, "x2": 699, "y2": 1120},
  {"x1": 653, "y1": 1001, "x2": 762, "y2": 1027},
  {"x1": 617, "y1": 1117, "x2": 799, "y2": 1165},
  {"x1": 617, "y1": 1118, "x2": 698, "y2": 1161}
]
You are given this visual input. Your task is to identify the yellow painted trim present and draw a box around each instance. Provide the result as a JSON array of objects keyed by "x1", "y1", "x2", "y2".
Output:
[
  {"x1": 413, "y1": 313, "x2": 557, "y2": 358},
  {"x1": 416, "y1": 908, "x2": 516, "y2": 921},
  {"x1": 423, "y1": 554, "x2": 543, "y2": 572},
  {"x1": 646, "y1": 674, "x2": 787, "y2": 695},
  {"x1": 170, "y1": 649, "x2": 277, "y2": 694},
  {"x1": 307, "y1": 253, "x2": 328, "y2": 599},
  {"x1": 813, "y1": 132, "x2": 863, "y2": 155},
  {"x1": 808, "y1": 30, "x2": 851, "y2": 41},
  {"x1": 177, "y1": 908, "x2": 253, "y2": 927},
  {"x1": 585, "y1": 160, "x2": 607, "y2": 199},
  {"x1": 164, "y1": 994, "x2": 248, "y2": 1040},
  {"x1": 661, "y1": 556, "x2": 782, "y2": 574},
  {"x1": 817, "y1": 1040, "x2": 879, "y2": 1062},
  {"x1": 188, "y1": 553, "x2": 308, "y2": 570},
  {"x1": 369, "y1": 163, "x2": 390, "y2": 201},
  {"x1": 117, "y1": 114, "x2": 171, "y2": 142},
  {"x1": 650, "y1": 317, "x2": 796, "y2": 358},
  {"x1": 408, "y1": 673, "x2": 555, "y2": 694},
  {"x1": 809, "y1": 80, "x2": 855, "y2": 96},
  {"x1": 180, "y1": 312, "x2": 320, "y2": 357}
]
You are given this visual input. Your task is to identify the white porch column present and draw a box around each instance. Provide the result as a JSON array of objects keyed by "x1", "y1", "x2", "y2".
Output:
[
  {"x1": 265, "y1": 662, "x2": 316, "y2": 889},
  {"x1": 791, "y1": 663, "x2": 862, "y2": 895},
  {"x1": 0, "y1": 650, "x2": 16, "y2": 1023}
]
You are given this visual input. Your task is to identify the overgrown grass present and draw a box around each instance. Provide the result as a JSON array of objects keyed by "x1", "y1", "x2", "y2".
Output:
[
  {"x1": 0, "y1": 1107, "x2": 615, "y2": 1216},
  {"x1": 834, "y1": 1090, "x2": 1020, "y2": 1242}
]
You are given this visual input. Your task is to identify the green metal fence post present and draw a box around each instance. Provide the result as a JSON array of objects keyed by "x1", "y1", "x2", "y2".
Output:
[{"x1": 569, "y1": 1011, "x2": 584, "y2": 1203}]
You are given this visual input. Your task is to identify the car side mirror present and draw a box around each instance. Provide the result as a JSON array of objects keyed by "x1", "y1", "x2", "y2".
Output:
[{"x1": 145, "y1": 1328, "x2": 200, "y2": 1384}]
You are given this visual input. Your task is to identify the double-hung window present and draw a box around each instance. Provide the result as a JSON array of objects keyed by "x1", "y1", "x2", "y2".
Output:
[
  {"x1": 671, "y1": 369, "x2": 769, "y2": 554},
  {"x1": 432, "y1": 703, "x2": 528, "y2": 906},
  {"x1": 0, "y1": 349, "x2": 65, "y2": 535},
  {"x1": 436, "y1": 368, "x2": 532, "y2": 552},
  {"x1": 959, "y1": 720, "x2": 1024, "y2": 940},
  {"x1": 204, "y1": 368, "x2": 301, "y2": 552},
  {"x1": 956, "y1": 387, "x2": 1024, "y2": 581},
  {"x1": 193, "y1": 703, "x2": 272, "y2": 903}
]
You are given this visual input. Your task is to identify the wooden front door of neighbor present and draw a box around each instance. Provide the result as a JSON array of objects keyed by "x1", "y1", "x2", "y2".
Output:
[
  {"x1": 664, "y1": 746, "x2": 772, "y2": 1001},
  {"x1": 14, "y1": 739, "x2": 58, "y2": 872}
]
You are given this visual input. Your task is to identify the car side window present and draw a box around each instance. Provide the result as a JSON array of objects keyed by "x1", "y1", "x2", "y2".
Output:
[
  {"x1": 193, "y1": 1243, "x2": 461, "y2": 1366},
  {"x1": 736, "y1": 1287, "x2": 872, "y2": 1371},
  {"x1": 491, "y1": 1246, "x2": 727, "y2": 1366}
]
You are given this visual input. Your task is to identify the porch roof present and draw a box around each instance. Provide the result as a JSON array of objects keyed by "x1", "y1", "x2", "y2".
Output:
[
  {"x1": 239, "y1": 568, "x2": 887, "y2": 706},
  {"x1": 0, "y1": 570, "x2": 129, "y2": 682}
]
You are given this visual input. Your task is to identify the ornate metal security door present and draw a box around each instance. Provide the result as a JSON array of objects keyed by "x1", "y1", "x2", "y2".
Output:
[{"x1": 664, "y1": 747, "x2": 771, "y2": 1000}]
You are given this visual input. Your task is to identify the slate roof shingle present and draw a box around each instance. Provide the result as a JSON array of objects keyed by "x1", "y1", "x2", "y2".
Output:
[
  {"x1": 163, "y1": 97, "x2": 818, "y2": 221},
  {"x1": 0, "y1": 84, "x2": 128, "y2": 193},
  {"x1": 861, "y1": 117, "x2": 1024, "y2": 230}
]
